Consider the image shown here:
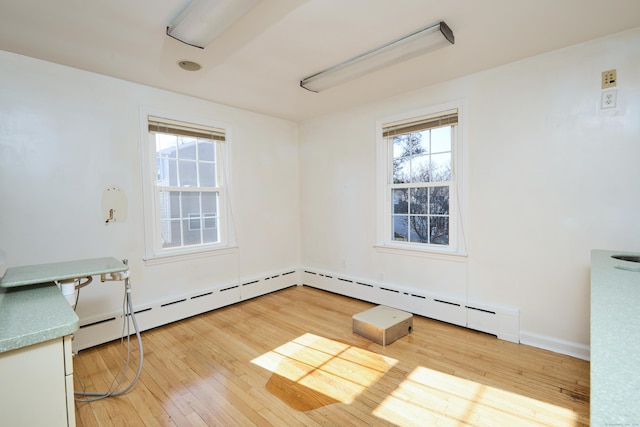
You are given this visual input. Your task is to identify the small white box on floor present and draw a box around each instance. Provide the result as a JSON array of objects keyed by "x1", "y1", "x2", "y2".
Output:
[{"x1": 352, "y1": 305, "x2": 413, "y2": 346}]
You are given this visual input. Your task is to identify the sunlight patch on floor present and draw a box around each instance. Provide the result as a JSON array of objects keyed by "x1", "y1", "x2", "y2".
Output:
[
  {"x1": 253, "y1": 334, "x2": 579, "y2": 425},
  {"x1": 373, "y1": 366, "x2": 579, "y2": 426},
  {"x1": 251, "y1": 333, "x2": 396, "y2": 410}
]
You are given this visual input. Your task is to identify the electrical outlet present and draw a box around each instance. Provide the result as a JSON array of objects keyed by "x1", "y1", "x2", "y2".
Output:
[
  {"x1": 601, "y1": 89, "x2": 617, "y2": 109},
  {"x1": 602, "y1": 69, "x2": 616, "y2": 89}
]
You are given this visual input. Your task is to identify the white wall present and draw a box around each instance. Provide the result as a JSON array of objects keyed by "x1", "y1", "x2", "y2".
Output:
[
  {"x1": 2, "y1": 26, "x2": 639, "y2": 357},
  {"x1": 0, "y1": 51, "x2": 300, "y2": 321},
  {"x1": 298, "y1": 27, "x2": 640, "y2": 355}
]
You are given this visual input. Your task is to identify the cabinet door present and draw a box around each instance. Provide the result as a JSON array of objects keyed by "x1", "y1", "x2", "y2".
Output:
[
  {"x1": 0, "y1": 338, "x2": 68, "y2": 426},
  {"x1": 64, "y1": 335, "x2": 76, "y2": 427}
]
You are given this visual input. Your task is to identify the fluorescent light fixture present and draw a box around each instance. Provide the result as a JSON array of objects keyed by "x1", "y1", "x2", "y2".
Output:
[
  {"x1": 300, "y1": 21, "x2": 454, "y2": 93},
  {"x1": 167, "y1": 0, "x2": 262, "y2": 49}
]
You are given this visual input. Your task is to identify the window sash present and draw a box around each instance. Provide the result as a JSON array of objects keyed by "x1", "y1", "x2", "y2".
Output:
[
  {"x1": 390, "y1": 183, "x2": 451, "y2": 245},
  {"x1": 155, "y1": 189, "x2": 221, "y2": 249}
]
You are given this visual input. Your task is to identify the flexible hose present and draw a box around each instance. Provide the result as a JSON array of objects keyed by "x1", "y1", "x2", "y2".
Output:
[
  {"x1": 75, "y1": 276, "x2": 93, "y2": 290},
  {"x1": 75, "y1": 277, "x2": 143, "y2": 401}
]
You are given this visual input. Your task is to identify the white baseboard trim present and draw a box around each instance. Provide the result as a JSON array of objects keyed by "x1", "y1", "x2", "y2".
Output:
[
  {"x1": 73, "y1": 264, "x2": 590, "y2": 361},
  {"x1": 300, "y1": 268, "x2": 520, "y2": 344},
  {"x1": 520, "y1": 331, "x2": 590, "y2": 361},
  {"x1": 72, "y1": 268, "x2": 298, "y2": 352}
]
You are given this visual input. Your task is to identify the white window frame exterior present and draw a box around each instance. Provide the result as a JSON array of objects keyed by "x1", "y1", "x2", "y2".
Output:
[
  {"x1": 140, "y1": 107, "x2": 235, "y2": 264},
  {"x1": 375, "y1": 101, "x2": 467, "y2": 258}
]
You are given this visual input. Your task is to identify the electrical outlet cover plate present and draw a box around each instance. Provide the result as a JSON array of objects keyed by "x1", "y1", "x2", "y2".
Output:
[{"x1": 601, "y1": 89, "x2": 617, "y2": 109}]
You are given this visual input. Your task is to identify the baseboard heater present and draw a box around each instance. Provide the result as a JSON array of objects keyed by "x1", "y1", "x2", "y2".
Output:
[
  {"x1": 302, "y1": 269, "x2": 520, "y2": 343},
  {"x1": 72, "y1": 269, "x2": 298, "y2": 352},
  {"x1": 73, "y1": 267, "x2": 520, "y2": 352}
]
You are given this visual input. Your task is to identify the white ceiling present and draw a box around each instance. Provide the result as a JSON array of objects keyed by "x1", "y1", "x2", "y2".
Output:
[{"x1": 1, "y1": 0, "x2": 639, "y2": 121}]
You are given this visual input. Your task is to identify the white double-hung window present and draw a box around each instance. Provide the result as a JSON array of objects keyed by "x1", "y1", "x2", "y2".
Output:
[
  {"x1": 377, "y1": 104, "x2": 466, "y2": 255},
  {"x1": 142, "y1": 115, "x2": 231, "y2": 261}
]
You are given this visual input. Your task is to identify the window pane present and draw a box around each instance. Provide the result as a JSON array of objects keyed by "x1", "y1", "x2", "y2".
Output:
[
  {"x1": 181, "y1": 192, "x2": 200, "y2": 218},
  {"x1": 392, "y1": 216, "x2": 408, "y2": 241},
  {"x1": 429, "y1": 186, "x2": 449, "y2": 215},
  {"x1": 430, "y1": 153, "x2": 451, "y2": 182},
  {"x1": 409, "y1": 216, "x2": 429, "y2": 243},
  {"x1": 393, "y1": 161, "x2": 410, "y2": 184},
  {"x1": 160, "y1": 219, "x2": 182, "y2": 248},
  {"x1": 394, "y1": 133, "x2": 428, "y2": 156},
  {"x1": 430, "y1": 126, "x2": 451, "y2": 153},
  {"x1": 178, "y1": 159, "x2": 197, "y2": 186},
  {"x1": 182, "y1": 218, "x2": 201, "y2": 246},
  {"x1": 393, "y1": 137, "x2": 409, "y2": 160},
  {"x1": 203, "y1": 216, "x2": 216, "y2": 229},
  {"x1": 170, "y1": 192, "x2": 182, "y2": 219},
  {"x1": 411, "y1": 155, "x2": 430, "y2": 182},
  {"x1": 409, "y1": 188, "x2": 428, "y2": 214},
  {"x1": 430, "y1": 217, "x2": 449, "y2": 245},
  {"x1": 156, "y1": 158, "x2": 177, "y2": 186},
  {"x1": 202, "y1": 192, "x2": 218, "y2": 214},
  {"x1": 188, "y1": 213, "x2": 201, "y2": 231},
  {"x1": 157, "y1": 192, "x2": 180, "y2": 220},
  {"x1": 199, "y1": 162, "x2": 216, "y2": 187},
  {"x1": 156, "y1": 134, "x2": 177, "y2": 158},
  {"x1": 177, "y1": 138, "x2": 197, "y2": 160},
  {"x1": 203, "y1": 216, "x2": 218, "y2": 243},
  {"x1": 198, "y1": 140, "x2": 215, "y2": 162},
  {"x1": 415, "y1": 131, "x2": 429, "y2": 155},
  {"x1": 392, "y1": 189, "x2": 408, "y2": 214}
]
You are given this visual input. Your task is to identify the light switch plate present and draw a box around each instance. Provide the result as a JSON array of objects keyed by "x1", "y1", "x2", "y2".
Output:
[{"x1": 602, "y1": 69, "x2": 617, "y2": 89}]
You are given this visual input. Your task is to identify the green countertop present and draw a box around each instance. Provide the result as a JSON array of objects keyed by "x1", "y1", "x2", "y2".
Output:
[
  {"x1": 0, "y1": 283, "x2": 79, "y2": 353},
  {"x1": 0, "y1": 257, "x2": 127, "y2": 354},
  {"x1": 591, "y1": 249, "x2": 640, "y2": 425},
  {"x1": 0, "y1": 257, "x2": 127, "y2": 288}
]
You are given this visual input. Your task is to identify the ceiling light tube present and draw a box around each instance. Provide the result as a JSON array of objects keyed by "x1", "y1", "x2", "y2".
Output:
[
  {"x1": 300, "y1": 21, "x2": 454, "y2": 93},
  {"x1": 167, "y1": 0, "x2": 262, "y2": 49}
]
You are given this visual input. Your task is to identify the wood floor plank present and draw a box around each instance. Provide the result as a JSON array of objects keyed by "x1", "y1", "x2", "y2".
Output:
[{"x1": 74, "y1": 285, "x2": 589, "y2": 426}]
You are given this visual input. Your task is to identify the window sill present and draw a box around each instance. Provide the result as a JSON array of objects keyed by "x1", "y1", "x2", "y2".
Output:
[
  {"x1": 374, "y1": 244, "x2": 468, "y2": 262},
  {"x1": 143, "y1": 245, "x2": 238, "y2": 266}
]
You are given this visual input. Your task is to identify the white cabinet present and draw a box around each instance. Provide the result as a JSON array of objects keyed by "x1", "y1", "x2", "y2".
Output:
[{"x1": 0, "y1": 335, "x2": 75, "y2": 426}]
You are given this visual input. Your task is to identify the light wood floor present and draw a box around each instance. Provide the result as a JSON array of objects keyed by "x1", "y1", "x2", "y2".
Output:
[{"x1": 73, "y1": 285, "x2": 589, "y2": 426}]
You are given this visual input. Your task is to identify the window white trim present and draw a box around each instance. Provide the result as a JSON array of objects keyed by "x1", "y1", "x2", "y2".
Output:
[
  {"x1": 139, "y1": 106, "x2": 236, "y2": 264},
  {"x1": 142, "y1": 246, "x2": 238, "y2": 266},
  {"x1": 375, "y1": 100, "x2": 467, "y2": 257}
]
